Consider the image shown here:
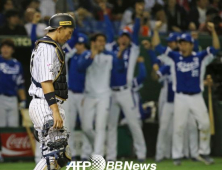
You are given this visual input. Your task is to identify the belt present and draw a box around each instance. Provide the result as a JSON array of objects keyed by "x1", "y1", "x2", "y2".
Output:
[
  {"x1": 33, "y1": 95, "x2": 64, "y2": 104},
  {"x1": 179, "y1": 92, "x2": 199, "y2": 96},
  {"x1": 112, "y1": 85, "x2": 128, "y2": 91}
]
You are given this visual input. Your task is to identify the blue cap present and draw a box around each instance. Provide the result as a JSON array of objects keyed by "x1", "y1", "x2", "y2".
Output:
[
  {"x1": 119, "y1": 29, "x2": 132, "y2": 38},
  {"x1": 77, "y1": 33, "x2": 88, "y2": 44},
  {"x1": 166, "y1": 32, "x2": 179, "y2": 42},
  {"x1": 178, "y1": 33, "x2": 194, "y2": 43}
]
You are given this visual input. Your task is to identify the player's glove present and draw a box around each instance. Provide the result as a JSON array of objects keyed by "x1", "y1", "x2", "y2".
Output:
[{"x1": 19, "y1": 100, "x2": 26, "y2": 109}]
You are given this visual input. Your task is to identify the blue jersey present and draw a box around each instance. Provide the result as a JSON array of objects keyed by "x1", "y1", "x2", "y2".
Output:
[
  {"x1": 67, "y1": 52, "x2": 86, "y2": 93},
  {"x1": 157, "y1": 65, "x2": 174, "y2": 102},
  {"x1": 156, "y1": 45, "x2": 218, "y2": 93},
  {"x1": 0, "y1": 56, "x2": 25, "y2": 96},
  {"x1": 132, "y1": 62, "x2": 147, "y2": 91},
  {"x1": 104, "y1": 14, "x2": 140, "y2": 87}
]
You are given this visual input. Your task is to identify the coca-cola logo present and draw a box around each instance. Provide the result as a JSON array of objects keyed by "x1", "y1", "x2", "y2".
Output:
[{"x1": 6, "y1": 134, "x2": 31, "y2": 149}]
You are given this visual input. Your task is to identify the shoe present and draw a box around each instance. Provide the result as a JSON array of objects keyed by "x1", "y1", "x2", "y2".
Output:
[
  {"x1": 107, "y1": 160, "x2": 115, "y2": 162},
  {"x1": 155, "y1": 158, "x2": 164, "y2": 163},
  {"x1": 137, "y1": 159, "x2": 145, "y2": 163},
  {"x1": 81, "y1": 158, "x2": 89, "y2": 162},
  {"x1": 173, "y1": 159, "x2": 181, "y2": 166},
  {"x1": 197, "y1": 155, "x2": 214, "y2": 165},
  {"x1": 72, "y1": 156, "x2": 77, "y2": 161},
  {"x1": 191, "y1": 157, "x2": 199, "y2": 162}
]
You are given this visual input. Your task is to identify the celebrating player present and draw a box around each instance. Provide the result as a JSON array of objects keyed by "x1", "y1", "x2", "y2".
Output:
[
  {"x1": 78, "y1": 33, "x2": 124, "y2": 157},
  {"x1": 143, "y1": 33, "x2": 199, "y2": 162},
  {"x1": 152, "y1": 21, "x2": 220, "y2": 165},
  {"x1": 100, "y1": 1, "x2": 147, "y2": 161},
  {"x1": 28, "y1": 13, "x2": 75, "y2": 170}
]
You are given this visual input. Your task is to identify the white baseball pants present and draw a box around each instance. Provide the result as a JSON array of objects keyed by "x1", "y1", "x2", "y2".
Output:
[
  {"x1": 172, "y1": 93, "x2": 210, "y2": 159},
  {"x1": 158, "y1": 86, "x2": 167, "y2": 120},
  {"x1": 156, "y1": 102, "x2": 198, "y2": 160},
  {"x1": 29, "y1": 98, "x2": 66, "y2": 170},
  {"x1": 106, "y1": 89, "x2": 146, "y2": 160},
  {"x1": 0, "y1": 95, "x2": 18, "y2": 127},
  {"x1": 82, "y1": 95, "x2": 110, "y2": 156},
  {"x1": 64, "y1": 91, "x2": 92, "y2": 158},
  {"x1": 155, "y1": 102, "x2": 174, "y2": 161}
]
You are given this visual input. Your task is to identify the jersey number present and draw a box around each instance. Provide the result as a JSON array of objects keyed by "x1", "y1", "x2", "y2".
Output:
[{"x1": 191, "y1": 69, "x2": 199, "y2": 77}]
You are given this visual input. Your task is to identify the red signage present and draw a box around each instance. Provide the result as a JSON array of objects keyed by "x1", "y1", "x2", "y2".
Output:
[{"x1": 1, "y1": 132, "x2": 33, "y2": 157}]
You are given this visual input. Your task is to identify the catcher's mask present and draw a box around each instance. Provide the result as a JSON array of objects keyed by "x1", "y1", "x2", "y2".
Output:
[{"x1": 41, "y1": 119, "x2": 71, "y2": 170}]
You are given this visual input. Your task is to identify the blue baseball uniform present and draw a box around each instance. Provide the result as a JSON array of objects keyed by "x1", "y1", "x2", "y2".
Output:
[
  {"x1": 104, "y1": 14, "x2": 146, "y2": 161},
  {"x1": 120, "y1": 62, "x2": 149, "y2": 124},
  {"x1": 156, "y1": 42, "x2": 217, "y2": 159},
  {"x1": 0, "y1": 55, "x2": 25, "y2": 127}
]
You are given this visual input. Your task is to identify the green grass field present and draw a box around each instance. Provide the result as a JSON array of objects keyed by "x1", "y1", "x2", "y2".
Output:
[{"x1": 1, "y1": 158, "x2": 222, "y2": 170}]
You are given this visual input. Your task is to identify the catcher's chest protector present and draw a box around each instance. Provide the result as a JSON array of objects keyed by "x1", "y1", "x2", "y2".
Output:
[{"x1": 33, "y1": 36, "x2": 68, "y2": 101}]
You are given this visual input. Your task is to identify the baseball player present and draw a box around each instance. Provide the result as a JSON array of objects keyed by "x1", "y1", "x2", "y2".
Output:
[
  {"x1": 0, "y1": 39, "x2": 26, "y2": 127},
  {"x1": 107, "y1": 56, "x2": 147, "y2": 159},
  {"x1": 28, "y1": 13, "x2": 75, "y2": 170},
  {"x1": 78, "y1": 33, "x2": 124, "y2": 157},
  {"x1": 152, "y1": 22, "x2": 220, "y2": 165},
  {"x1": 0, "y1": 39, "x2": 26, "y2": 161},
  {"x1": 101, "y1": 3, "x2": 147, "y2": 161},
  {"x1": 143, "y1": 33, "x2": 199, "y2": 161},
  {"x1": 65, "y1": 33, "x2": 92, "y2": 160}
]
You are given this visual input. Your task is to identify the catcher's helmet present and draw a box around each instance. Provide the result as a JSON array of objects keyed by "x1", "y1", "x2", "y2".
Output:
[{"x1": 45, "y1": 13, "x2": 76, "y2": 31}]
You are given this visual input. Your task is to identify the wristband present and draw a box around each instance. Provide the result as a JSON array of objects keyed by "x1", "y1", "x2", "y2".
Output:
[{"x1": 44, "y1": 92, "x2": 56, "y2": 106}]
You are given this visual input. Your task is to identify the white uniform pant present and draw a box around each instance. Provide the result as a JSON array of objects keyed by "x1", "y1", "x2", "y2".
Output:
[
  {"x1": 107, "y1": 89, "x2": 146, "y2": 160},
  {"x1": 156, "y1": 102, "x2": 174, "y2": 160},
  {"x1": 29, "y1": 98, "x2": 66, "y2": 170},
  {"x1": 82, "y1": 95, "x2": 110, "y2": 156},
  {"x1": 158, "y1": 86, "x2": 167, "y2": 120},
  {"x1": 156, "y1": 102, "x2": 198, "y2": 160},
  {"x1": 184, "y1": 115, "x2": 199, "y2": 158},
  {"x1": 0, "y1": 95, "x2": 18, "y2": 127},
  {"x1": 172, "y1": 93, "x2": 210, "y2": 159},
  {"x1": 64, "y1": 91, "x2": 92, "y2": 158}
]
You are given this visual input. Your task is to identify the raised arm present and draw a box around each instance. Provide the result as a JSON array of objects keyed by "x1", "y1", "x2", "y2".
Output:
[
  {"x1": 142, "y1": 40, "x2": 160, "y2": 71},
  {"x1": 132, "y1": 3, "x2": 143, "y2": 45},
  {"x1": 152, "y1": 21, "x2": 163, "y2": 47},
  {"x1": 30, "y1": 12, "x2": 42, "y2": 50},
  {"x1": 77, "y1": 50, "x2": 93, "y2": 72},
  {"x1": 100, "y1": 2, "x2": 115, "y2": 43},
  {"x1": 63, "y1": 27, "x2": 79, "y2": 53},
  {"x1": 136, "y1": 57, "x2": 147, "y2": 84},
  {"x1": 207, "y1": 22, "x2": 220, "y2": 50},
  {"x1": 191, "y1": 31, "x2": 199, "y2": 52}
]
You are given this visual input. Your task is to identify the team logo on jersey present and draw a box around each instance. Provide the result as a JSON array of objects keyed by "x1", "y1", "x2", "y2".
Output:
[
  {"x1": 177, "y1": 57, "x2": 199, "y2": 72},
  {"x1": 0, "y1": 63, "x2": 19, "y2": 74}
]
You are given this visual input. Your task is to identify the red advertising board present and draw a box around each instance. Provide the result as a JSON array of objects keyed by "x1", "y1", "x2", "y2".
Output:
[{"x1": 1, "y1": 132, "x2": 33, "y2": 157}]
